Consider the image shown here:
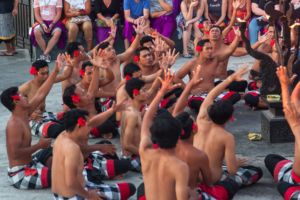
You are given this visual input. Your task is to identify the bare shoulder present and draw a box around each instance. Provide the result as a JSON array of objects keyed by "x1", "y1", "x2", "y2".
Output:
[
  {"x1": 6, "y1": 117, "x2": 23, "y2": 134},
  {"x1": 19, "y1": 80, "x2": 32, "y2": 95}
]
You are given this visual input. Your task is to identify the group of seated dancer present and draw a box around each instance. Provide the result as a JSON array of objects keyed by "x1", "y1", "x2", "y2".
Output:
[{"x1": 2, "y1": 4, "x2": 300, "y2": 199}]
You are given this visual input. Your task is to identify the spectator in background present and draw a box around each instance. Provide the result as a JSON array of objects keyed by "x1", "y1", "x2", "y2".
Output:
[
  {"x1": 95, "y1": 0, "x2": 121, "y2": 44},
  {"x1": 204, "y1": 0, "x2": 227, "y2": 26},
  {"x1": 0, "y1": 0, "x2": 18, "y2": 56},
  {"x1": 123, "y1": 0, "x2": 150, "y2": 49},
  {"x1": 64, "y1": 0, "x2": 93, "y2": 50},
  {"x1": 176, "y1": 0, "x2": 205, "y2": 58},
  {"x1": 248, "y1": 0, "x2": 279, "y2": 45},
  {"x1": 150, "y1": 0, "x2": 175, "y2": 38},
  {"x1": 30, "y1": 0, "x2": 66, "y2": 63}
]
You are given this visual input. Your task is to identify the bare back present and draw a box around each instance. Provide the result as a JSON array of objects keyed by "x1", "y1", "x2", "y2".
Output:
[
  {"x1": 52, "y1": 133, "x2": 84, "y2": 197},
  {"x1": 141, "y1": 149, "x2": 189, "y2": 200}
]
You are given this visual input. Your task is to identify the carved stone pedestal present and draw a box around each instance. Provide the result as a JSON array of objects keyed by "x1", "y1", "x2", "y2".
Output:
[{"x1": 261, "y1": 100, "x2": 294, "y2": 143}]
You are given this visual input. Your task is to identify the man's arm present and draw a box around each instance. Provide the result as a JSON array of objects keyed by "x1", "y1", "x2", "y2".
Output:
[
  {"x1": 291, "y1": 82, "x2": 300, "y2": 111},
  {"x1": 197, "y1": 67, "x2": 248, "y2": 122},
  {"x1": 224, "y1": 134, "x2": 239, "y2": 175},
  {"x1": 175, "y1": 60, "x2": 194, "y2": 80},
  {"x1": 175, "y1": 163, "x2": 190, "y2": 200},
  {"x1": 216, "y1": 30, "x2": 240, "y2": 61},
  {"x1": 117, "y1": 22, "x2": 146, "y2": 62},
  {"x1": 88, "y1": 108, "x2": 115, "y2": 129},
  {"x1": 123, "y1": 116, "x2": 140, "y2": 155}
]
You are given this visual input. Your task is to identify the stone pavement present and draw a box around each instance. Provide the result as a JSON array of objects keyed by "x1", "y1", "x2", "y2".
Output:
[{"x1": 0, "y1": 46, "x2": 293, "y2": 199}]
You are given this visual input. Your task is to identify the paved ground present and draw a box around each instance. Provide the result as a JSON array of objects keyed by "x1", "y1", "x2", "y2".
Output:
[{"x1": 0, "y1": 45, "x2": 293, "y2": 199}]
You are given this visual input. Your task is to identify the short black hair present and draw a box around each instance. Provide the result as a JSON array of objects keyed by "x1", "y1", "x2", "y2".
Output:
[
  {"x1": 63, "y1": 109, "x2": 89, "y2": 132},
  {"x1": 63, "y1": 85, "x2": 77, "y2": 109},
  {"x1": 208, "y1": 100, "x2": 233, "y2": 125},
  {"x1": 0, "y1": 87, "x2": 18, "y2": 111},
  {"x1": 140, "y1": 36, "x2": 154, "y2": 46},
  {"x1": 125, "y1": 78, "x2": 145, "y2": 98},
  {"x1": 175, "y1": 112, "x2": 194, "y2": 140},
  {"x1": 209, "y1": 25, "x2": 223, "y2": 33},
  {"x1": 135, "y1": 47, "x2": 150, "y2": 57},
  {"x1": 82, "y1": 61, "x2": 93, "y2": 71},
  {"x1": 150, "y1": 110, "x2": 181, "y2": 149},
  {"x1": 197, "y1": 39, "x2": 210, "y2": 47},
  {"x1": 123, "y1": 63, "x2": 141, "y2": 77},
  {"x1": 66, "y1": 42, "x2": 81, "y2": 58},
  {"x1": 32, "y1": 60, "x2": 48, "y2": 71},
  {"x1": 97, "y1": 41, "x2": 110, "y2": 51}
]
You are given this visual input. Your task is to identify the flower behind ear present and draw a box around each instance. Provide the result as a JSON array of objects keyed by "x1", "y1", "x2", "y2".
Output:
[
  {"x1": 133, "y1": 89, "x2": 140, "y2": 96},
  {"x1": 71, "y1": 95, "x2": 80, "y2": 104},
  {"x1": 77, "y1": 117, "x2": 86, "y2": 127},
  {"x1": 30, "y1": 66, "x2": 38, "y2": 75},
  {"x1": 11, "y1": 95, "x2": 20, "y2": 101}
]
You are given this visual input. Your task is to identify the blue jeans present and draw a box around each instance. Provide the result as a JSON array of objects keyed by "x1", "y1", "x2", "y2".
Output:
[{"x1": 249, "y1": 17, "x2": 267, "y2": 45}]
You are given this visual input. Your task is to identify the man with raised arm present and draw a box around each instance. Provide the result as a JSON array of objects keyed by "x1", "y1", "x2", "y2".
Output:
[
  {"x1": 264, "y1": 66, "x2": 300, "y2": 199},
  {"x1": 52, "y1": 109, "x2": 136, "y2": 200},
  {"x1": 19, "y1": 55, "x2": 73, "y2": 138},
  {"x1": 1, "y1": 61, "x2": 63, "y2": 189},
  {"x1": 193, "y1": 66, "x2": 263, "y2": 194}
]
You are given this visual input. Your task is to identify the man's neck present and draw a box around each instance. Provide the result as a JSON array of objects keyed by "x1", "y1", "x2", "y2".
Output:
[
  {"x1": 32, "y1": 78, "x2": 43, "y2": 87},
  {"x1": 79, "y1": 81, "x2": 89, "y2": 91},
  {"x1": 140, "y1": 65, "x2": 155, "y2": 76},
  {"x1": 132, "y1": 100, "x2": 143, "y2": 111},
  {"x1": 67, "y1": 131, "x2": 83, "y2": 145},
  {"x1": 211, "y1": 39, "x2": 222, "y2": 49},
  {"x1": 12, "y1": 107, "x2": 29, "y2": 119}
]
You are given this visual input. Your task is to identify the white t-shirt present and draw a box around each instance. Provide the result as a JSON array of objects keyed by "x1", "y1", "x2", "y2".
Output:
[
  {"x1": 33, "y1": 0, "x2": 62, "y2": 21},
  {"x1": 65, "y1": 0, "x2": 87, "y2": 10}
]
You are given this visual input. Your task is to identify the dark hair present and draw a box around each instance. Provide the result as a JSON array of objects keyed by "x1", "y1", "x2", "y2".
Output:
[
  {"x1": 97, "y1": 42, "x2": 110, "y2": 51},
  {"x1": 0, "y1": 87, "x2": 18, "y2": 111},
  {"x1": 66, "y1": 42, "x2": 81, "y2": 58},
  {"x1": 197, "y1": 39, "x2": 210, "y2": 47},
  {"x1": 135, "y1": 47, "x2": 150, "y2": 57},
  {"x1": 123, "y1": 63, "x2": 141, "y2": 77},
  {"x1": 209, "y1": 25, "x2": 223, "y2": 33},
  {"x1": 140, "y1": 36, "x2": 154, "y2": 46},
  {"x1": 125, "y1": 78, "x2": 145, "y2": 98},
  {"x1": 32, "y1": 60, "x2": 48, "y2": 71},
  {"x1": 82, "y1": 61, "x2": 93, "y2": 71},
  {"x1": 150, "y1": 110, "x2": 181, "y2": 149},
  {"x1": 63, "y1": 109, "x2": 89, "y2": 132},
  {"x1": 175, "y1": 112, "x2": 194, "y2": 140},
  {"x1": 63, "y1": 85, "x2": 77, "y2": 109},
  {"x1": 208, "y1": 100, "x2": 233, "y2": 125}
]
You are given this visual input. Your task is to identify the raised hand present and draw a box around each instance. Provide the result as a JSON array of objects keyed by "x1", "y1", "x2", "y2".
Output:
[
  {"x1": 134, "y1": 19, "x2": 147, "y2": 35},
  {"x1": 154, "y1": 37, "x2": 165, "y2": 53},
  {"x1": 276, "y1": 66, "x2": 290, "y2": 86},
  {"x1": 283, "y1": 102, "x2": 300, "y2": 130},
  {"x1": 159, "y1": 69, "x2": 181, "y2": 93},
  {"x1": 90, "y1": 49, "x2": 107, "y2": 69},
  {"x1": 233, "y1": 26, "x2": 241, "y2": 37},
  {"x1": 159, "y1": 49, "x2": 179, "y2": 69},
  {"x1": 55, "y1": 54, "x2": 66, "y2": 72},
  {"x1": 230, "y1": 65, "x2": 248, "y2": 81}
]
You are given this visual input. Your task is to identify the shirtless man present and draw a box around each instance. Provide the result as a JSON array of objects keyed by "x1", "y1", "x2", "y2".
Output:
[
  {"x1": 99, "y1": 22, "x2": 147, "y2": 97},
  {"x1": 1, "y1": 62, "x2": 63, "y2": 189},
  {"x1": 63, "y1": 51, "x2": 119, "y2": 138},
  {"x1": 176, "y1": 38, "x2": 241, "y2": 112},
  {"x1": 264, "y1": 66, "x2": 300, "y2": 199},
  {"x1": 193, "y1": 67, "x2": 262, "y2": 192},
  {"x1": 139, "y1": 72, "x2": 190, "y2": 200},
  {"x1": 19, "y1": 56, "x2": 73, "y2": 138},
  {"x1": 52, "y1": 109, "x2": 136, "y2": 200}
]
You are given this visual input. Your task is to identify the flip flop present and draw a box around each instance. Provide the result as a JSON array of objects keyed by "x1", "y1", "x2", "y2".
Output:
[{"x1": 0, "y1": 51, "x2": 14, "y2": 56}]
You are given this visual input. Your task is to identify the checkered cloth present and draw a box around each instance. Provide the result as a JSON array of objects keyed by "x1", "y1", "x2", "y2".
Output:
[
  {"x1": 53, "y1": 193, "x2": 84, "y2": 200},
  {"x1": 121, "y1": 154, "x2": 141, "y2": 172},
  {"x1": 274, "y1": 160, "x2": 300, "y2": 184},
  {"x1": 220, "y1": 165, "x2": 262, "y2": 188},
  {"x1": 84, "y1": 151, "x2": 113, "y2": 180},
  {"x1": 29, "y1": 112, "x2": 57, "y2": 137},
  {"x1": 82, "y1": 169, "x2": 123, "y2": 200},
  {"x1": 7, "y1": 160, "x2": 49, "y2": 189}
]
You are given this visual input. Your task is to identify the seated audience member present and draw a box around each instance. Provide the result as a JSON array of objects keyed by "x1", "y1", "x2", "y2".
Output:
[
  {"x1": 64, "y1": 0, "x2": 93, "y2": 50},
  {"x1": 176, "y1": 0, "x2": 204, "y2": 58},
  {"x1": 94, "y1": 0, "x2": 121, "y2": 44},
  {"x1": 52, "y1": 109, "x2": 136, "y2": 200},
  {"x1": 248, "y1": 0, "x2": 278, "y2": 45},
  {"x1": 31, "y1": 0, "x2": 67, "y2": 62},
  {"x1": 204, "y1": 0, "x2": 227, "y2": 26},
  {"x1": 1, "y1": 62, "x2": 64, "y2": 189},
  {"x1": 265, "y1": 66, "x2": 300, "y2": 199},
  {"x1": 150, "y1": 0, "x2": 175, "y2": 38},
  {"x1": 193, "y1": 67, "x2": 263, "y2": 193},
  {"x1": 123, "y1": 0, "x2": 150, "y2": 49}
]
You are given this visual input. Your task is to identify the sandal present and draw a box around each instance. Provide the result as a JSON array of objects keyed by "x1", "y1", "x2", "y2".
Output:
[{"x1": 182, "y1": 54, "x2": 192, "y2": 58}]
